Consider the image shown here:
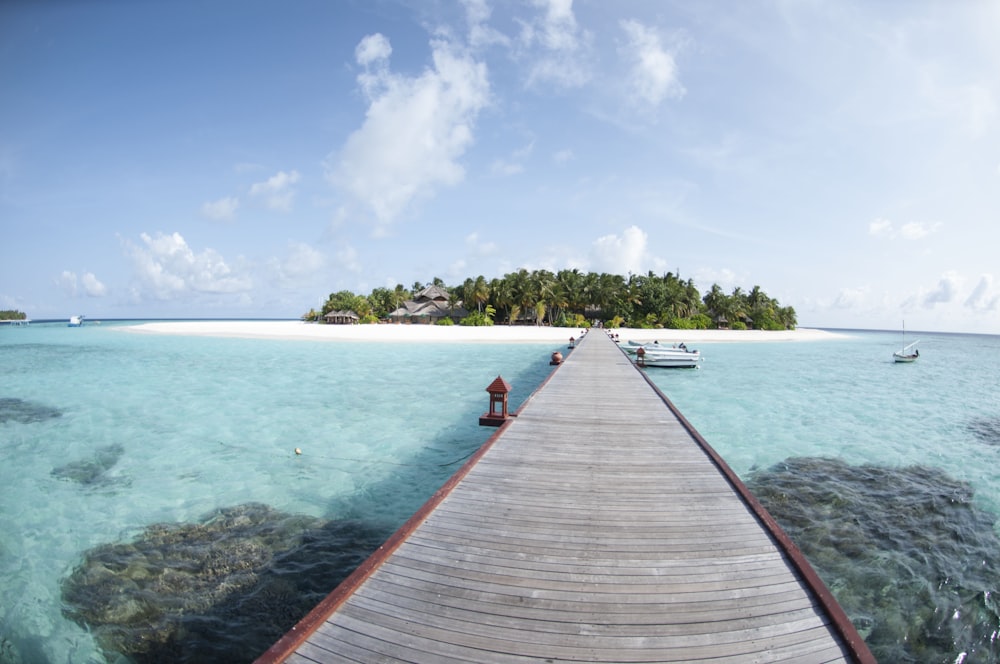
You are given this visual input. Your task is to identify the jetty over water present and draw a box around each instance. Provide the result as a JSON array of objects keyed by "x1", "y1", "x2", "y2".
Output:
[{"x1": 259, "y1": 331, "x2": 873, "y2": 663}]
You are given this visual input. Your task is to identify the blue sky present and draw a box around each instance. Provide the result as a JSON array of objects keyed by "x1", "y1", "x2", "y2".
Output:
[{"x1": 2, "y1": 0, "x2": 998, "y2": 333}]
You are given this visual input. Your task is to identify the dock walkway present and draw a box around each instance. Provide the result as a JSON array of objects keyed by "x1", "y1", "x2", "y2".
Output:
[{"x1": 259, "y1": 331, "x2": 872, "y2": 663}]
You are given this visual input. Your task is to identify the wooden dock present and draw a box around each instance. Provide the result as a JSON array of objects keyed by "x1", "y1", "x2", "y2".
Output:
[{"x1": 258, "y1": 331, "x2": 873, "y2": 663}]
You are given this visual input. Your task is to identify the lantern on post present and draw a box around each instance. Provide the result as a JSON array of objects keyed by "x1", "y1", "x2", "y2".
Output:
[
  {"x1": 569, "y1": 336, "x2": 575, "y2": 349},
  {"x1": 636, "y1": 346, "x2": 646, "y2": 367},
  {"x1": 479, "y1": 375, "x2": 512, "y2": 427}
]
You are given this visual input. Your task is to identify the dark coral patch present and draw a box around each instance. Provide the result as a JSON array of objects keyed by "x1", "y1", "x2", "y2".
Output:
[
  {"x1": 0, "y1": 397, "x2": 61, "y2": 424},
  {"x1": 968, "y1": 417, "x2": 1000, "y2": 446},
  {"x1": 746, "y1": 457, "x2": 1000, "y2": 663},
  {"x1": 61, "y1": 503, "x2": 387, "y2": 663}
]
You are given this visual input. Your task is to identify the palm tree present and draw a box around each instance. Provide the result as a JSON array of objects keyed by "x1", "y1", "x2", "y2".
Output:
[
  {"x1": 489, "y1": 277, "x2": 513, "y2": 324},
  {"x1": 703, "y1": 283, "x2": 731, "y2": 327},
  {"x1": 473, "y1": 275, "x2": 489, "y2": 313},
  {"x1": 557, "y1": 269, "x2": 585, "y2": 317}
]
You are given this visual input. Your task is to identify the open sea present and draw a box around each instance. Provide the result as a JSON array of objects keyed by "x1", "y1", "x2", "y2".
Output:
[{"x1": 1, "y1": 322, "x2": 999, "y2": 663}]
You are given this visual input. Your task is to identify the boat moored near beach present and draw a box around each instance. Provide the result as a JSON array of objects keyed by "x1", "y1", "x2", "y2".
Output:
[{"x1": 629, "y1": 343, "x2": 702, "y2": 369}]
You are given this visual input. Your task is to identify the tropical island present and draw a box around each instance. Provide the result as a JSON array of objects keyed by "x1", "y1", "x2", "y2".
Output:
[
  {"x1": 0, "y1": 309, "x2": 28, "y2": 321},
  {"x1": 302, "y1": 270, "x2": 797, "y2": 331}
]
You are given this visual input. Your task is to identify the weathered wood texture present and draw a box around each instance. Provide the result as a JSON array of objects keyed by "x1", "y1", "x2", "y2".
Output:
[{"x1": 263, "y1": 331, "x2": 869, "y2": 663}]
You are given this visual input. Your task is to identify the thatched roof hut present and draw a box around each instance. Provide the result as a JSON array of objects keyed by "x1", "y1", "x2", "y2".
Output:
[
  {"x1": 324, "y1": 310, "x2": 360, "y2": 325},
  {"x1": 388, "y1": 285, "x2": 468, "y2": 324}
]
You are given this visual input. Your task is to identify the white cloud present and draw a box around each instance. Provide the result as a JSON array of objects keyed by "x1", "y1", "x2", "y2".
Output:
[
  {"x1": 201, "y1": 196, "x2": 239, "y2": 221},
  {"x1": 590, "y1": 225, "x2": 648, "y2": 274},
  {"x1": 462, "y1": 0, "x2": 510, "y2": 49},
  {"x1": 465, "y1": 232, "x2": 498, "y2": 256},
  {"x1": 270, "y1": 242, "x2": 326, "y2": 284},
  {"x1": 553, "y1": 148, "x2": 574, "y2": 164},
  {"x1": 921, "y1": 271, "x2": 962, "y2": 307},
  {"x1": 80, "y1": 272, "x2": 107, "y2": 297},
  {"x1": 491, "y1": 141, "x2": 533, "y2": 176},
  {"x1": 619, "y1": 19, "x2": 684, "y2": 108},
  {"x1": 57, "y1": 270, "x2": 107, "y2": 297},
  {"x1": 123, "y1": 232, "x2": 251, "y2": 300},
  {"x1": 834, "y1": 286, "x2": 869, "y2": 309},
  {"x1": 57, "y1": 271, "x2": 78, "y2": 297},
  {"x1": 249, "y1": 170, "x2": 300, "y2": 212},
  {"x1": 355, "y1": 33, "x2": 391, "y2": 66},
  {"x1": 518, "y1": 0, "x2": 592, "y2": 89},
  {"x1": 329, "y1": 34, "x2": 491, "y2": 225},
  {"x1": 868, "y1": 217, "x2": 940, "y2": 240},
  {"x1": 868, "y1": 218, "x2": 893, "y2": 236},
  {"x1": 693, "y1": 267, "x2": 739, "y2": 292},
  {"x1": 899, "y1": 221, "x2": 941, "y2": 240},
  {"x1": 965, "y1": 274, "x2": 999, "y2": 312}
]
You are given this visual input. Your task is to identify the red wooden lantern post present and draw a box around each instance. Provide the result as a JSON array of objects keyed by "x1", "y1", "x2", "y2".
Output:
[{"x1": 479, "y1": 375, "x2": 512, "y2": 427}]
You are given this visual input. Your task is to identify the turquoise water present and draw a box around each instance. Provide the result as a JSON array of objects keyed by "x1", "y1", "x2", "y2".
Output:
[{"x1": 1, "y1": 324, "x2": 998, "y2": 662}]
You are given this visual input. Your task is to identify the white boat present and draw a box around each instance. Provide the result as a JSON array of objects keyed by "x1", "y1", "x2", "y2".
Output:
[
  {"x1": 68, "y1": 315, "x2": 85, "y2": 327},
  {"x1": 892, "y1": 322, "x2": 918, "y2": 363},
  {"x1": 622, "y1": 340, "x2": 698, "y2": 355},
  {"x1": 635, "y1": 351, "x2": 702, "y2": 368},
  {"x1": 630, "y1": 345, "x2": 702, "y2": 369},
  {"x1": 893, "y1": 341, "x2": 919, "y2": 363}
]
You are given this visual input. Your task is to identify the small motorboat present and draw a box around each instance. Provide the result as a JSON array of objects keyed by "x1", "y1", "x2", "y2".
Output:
[
  {"x1": 68, "y1": 315, "x2": 85, "y2": 327},
  {"x1": 622, "y1": 340, "x2": 697, "y2": 355},
  {"x1": 629, "y1": 343, "x2": 702, "y2": 369}
]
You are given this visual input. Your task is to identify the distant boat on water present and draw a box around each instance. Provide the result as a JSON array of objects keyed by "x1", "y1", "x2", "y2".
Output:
[
  {"x1": 68, "y1": 315, "x2": 85, "y2": 327},
  {"x1": 893, "y1": 321, "x2": 919, "y2": 363}
]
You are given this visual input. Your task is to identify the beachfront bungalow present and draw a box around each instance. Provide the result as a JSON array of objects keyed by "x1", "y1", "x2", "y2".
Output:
[
  {"x1": 323, "y1": 310, "x2": 360, "y2": 325},
  {"x1": 714, "y1": 315, "x2": 729, "y2": 330},
  {"x1": 388, "y1": 285, "x2": 468, "y2": 324}
]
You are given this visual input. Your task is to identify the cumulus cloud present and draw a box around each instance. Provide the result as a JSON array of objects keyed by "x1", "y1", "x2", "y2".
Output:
[
  {"x1": 463, "y1": 0, "x2": 510, "y2": 49},
  {"x1": 899, "y1": 221, "x2": 941, "y2": 240},
  {"x1": 201, "y1": 196, "x2": 239, "y2": 221},
  {"x1": 965, "y1": 274, "x2": 999, "y2": 311},
  {"x1": 921, "y1": 271, "x2": 962, "y2": 307},
  {"x1": 833, "y1": 286, "x2": 869, "y2": 309},
  {"x1": 270, "y1": 241, "x2": 326, "y2": 284},
  {"x1": 355, "y1": 33, "x2": 391, "y2": 66},
  {"x1": 465, "y1": 232, "x2": 498, "y2": 256},
  {"x1": 57, "y1": 270, "x2": 107, "y2": 297},
  {"x1": 123, "y1": 232, "x2": 251, "y2": 300},
  {"x1": 868, "y1": 217, "x2": 941, "y2": 239},
  {"x1": 619, "y1": 19, "x2": 684, "y2": 108},
  {"x1": 868, "y1": 218, "x2": 893, "y2": 236},
  {"x1": 590, "y1": 225, "x2": 648, "y2": 274},
  {"x1": 249, "y1": 170, "x2": 300, "y2": 212},
  {"x1": 517, "y1": 0, "x2": 592, "y2": 89},
  {"x1": 329, "y1": 34, "x2": 490, "y2": 225}
]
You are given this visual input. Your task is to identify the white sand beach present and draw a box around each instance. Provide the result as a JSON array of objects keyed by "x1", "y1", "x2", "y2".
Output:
[{"x1": 127, "y1": 320, "x2": 845, "y2": 343}]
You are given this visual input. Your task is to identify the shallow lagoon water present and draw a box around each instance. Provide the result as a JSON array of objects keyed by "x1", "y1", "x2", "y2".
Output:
[{"x1": 1, "y1": 324, "x2": 999, "y2": 662}]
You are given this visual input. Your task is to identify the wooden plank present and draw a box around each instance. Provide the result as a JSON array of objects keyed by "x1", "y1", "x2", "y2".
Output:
[{"x1": 259, "y1": 331, "x2": 871, "y2": 664}]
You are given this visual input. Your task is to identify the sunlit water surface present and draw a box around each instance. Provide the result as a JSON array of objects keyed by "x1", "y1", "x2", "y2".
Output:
[{"x1": 1, "y1": 324, "x2": 999, "y2": 662}]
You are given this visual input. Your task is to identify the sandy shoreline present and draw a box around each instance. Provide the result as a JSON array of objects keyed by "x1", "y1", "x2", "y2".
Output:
[{"x1": 125, "y1": 321, "x2": 846, "y2": 344}]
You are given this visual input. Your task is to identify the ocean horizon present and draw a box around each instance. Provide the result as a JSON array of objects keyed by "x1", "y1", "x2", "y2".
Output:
[{"x1": 1, "y1": 322, "x2": 999, "y2": 663}]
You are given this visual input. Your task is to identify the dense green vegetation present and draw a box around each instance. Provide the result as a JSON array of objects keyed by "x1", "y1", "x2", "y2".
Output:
[
  {"x1": 0, "y1": 309, "x2": 28, "y2": 321},
  {"x1": 303, "y1": 270, "x2": 796, "y2": 330}
]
